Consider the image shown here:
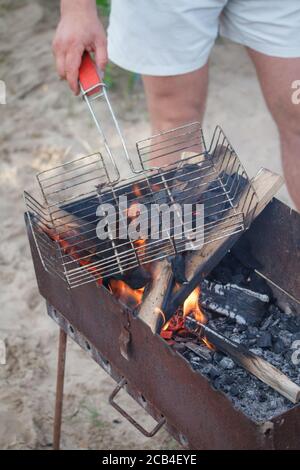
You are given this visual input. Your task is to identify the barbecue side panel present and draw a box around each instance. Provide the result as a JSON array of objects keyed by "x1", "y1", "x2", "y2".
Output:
[{"x1": 241, "y1": 198, "x2": 300, "y2": 303}]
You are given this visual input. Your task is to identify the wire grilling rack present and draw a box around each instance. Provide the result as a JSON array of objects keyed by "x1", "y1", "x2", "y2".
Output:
[{"x1": 24, "y1": 53, "x2": 258, "y2": 288}]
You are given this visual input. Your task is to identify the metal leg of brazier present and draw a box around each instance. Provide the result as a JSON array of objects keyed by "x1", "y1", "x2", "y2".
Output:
[{"x1": 53, "y1": 328, "x2": 67, "y2": 450}]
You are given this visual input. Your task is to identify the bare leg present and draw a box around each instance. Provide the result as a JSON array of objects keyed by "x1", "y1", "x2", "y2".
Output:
[
  {"x1": 247, "y1": 48, "x2": 300, "y2": 211},
  {"x1": 142, "y1": 64, "x2": 209, "y2": 133},
  {"x1": 142, "y1": 65, "x2": 208, "y2": 167}
]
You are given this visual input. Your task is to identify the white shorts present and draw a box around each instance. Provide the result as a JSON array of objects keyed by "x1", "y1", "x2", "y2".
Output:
[{"x1": 107, "y1": 0, "x2": 300, "y2": 76}]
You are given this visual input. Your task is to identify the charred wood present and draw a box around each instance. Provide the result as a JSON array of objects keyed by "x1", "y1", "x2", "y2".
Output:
[
  {"x1": 169, "y1": 254, "x2": 187, "y2": 284},
  {"x1": 200, "y1": 279, "x2": 269, "y2": 326}
]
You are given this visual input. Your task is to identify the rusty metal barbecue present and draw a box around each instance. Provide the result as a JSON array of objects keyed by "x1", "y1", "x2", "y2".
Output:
[
  {"x1": 23, "y1": 53, "x2": 300, "y2": 450},
  {"x1": 24, "y1": 53, "x2": 258, "y2": 288},
  {"x1": 25, "y1": 198, "x2": 300, "y2": 449}
]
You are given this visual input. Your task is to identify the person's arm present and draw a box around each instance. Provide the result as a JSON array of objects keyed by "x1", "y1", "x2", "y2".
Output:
[{"x1": 53, "y1": 0, "x2": 108, "y2": 95}]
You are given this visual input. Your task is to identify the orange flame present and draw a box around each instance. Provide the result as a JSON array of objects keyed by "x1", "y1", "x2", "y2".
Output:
[
  {"x1": 109, "y1": 279, "x2": 144, "y2": 309},
  {"x1": 154, "y1": 307, "x2": 166, "y2": 325},
  {"x1": 202, "y1": 336, "x2": 214, "y2": 350},
  {"x1": 183, "y1": 286, "x2": 206, "y2": 324}
]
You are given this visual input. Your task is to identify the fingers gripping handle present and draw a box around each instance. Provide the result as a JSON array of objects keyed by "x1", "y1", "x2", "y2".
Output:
[{"x1": 78, "y1": 52, "x2": 103, "y2": 96}]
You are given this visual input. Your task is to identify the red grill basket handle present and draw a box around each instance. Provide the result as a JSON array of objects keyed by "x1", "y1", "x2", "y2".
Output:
[
  {"x1": 78, "y1": 51, "x2": 103, "y2": 96},
  {"x1": 77, "y1": 51, "x2": 133, "y2": 180}
]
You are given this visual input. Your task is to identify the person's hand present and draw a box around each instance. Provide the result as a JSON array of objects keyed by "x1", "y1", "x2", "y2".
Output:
[{"x1": 53, "y1": 0, "x2": 108, "y2": 95}]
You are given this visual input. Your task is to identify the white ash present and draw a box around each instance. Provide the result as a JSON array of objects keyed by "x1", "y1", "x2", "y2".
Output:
[
  {"x1": 219, "y1": 357, "x2": 235, "y2": 370},
  {"x1": 181, "y1": 303, "x2": 300, "y2": 422},
  {"x1": 203, "y1": 301, "x2": 247, "y2": 326},
  {"x1": 179, "y1": 248, "x2": 300, "y2": 421},
  {"x1": 210, "y1": 281, "x2": 269, "y2": 302}
]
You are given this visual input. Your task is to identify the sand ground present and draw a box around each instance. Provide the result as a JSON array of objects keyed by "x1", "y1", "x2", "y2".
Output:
[{"x1": 0, "y1": 0, "x2": 291, "y2": 450}]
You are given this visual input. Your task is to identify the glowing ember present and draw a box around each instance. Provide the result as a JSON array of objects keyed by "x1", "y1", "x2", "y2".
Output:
[
  {"x1": 160, "y1": 286, "x2": 212, "y2": 348},
  {"x1": 160, "y1": 314, "x2": 185, "y2": 341}
]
